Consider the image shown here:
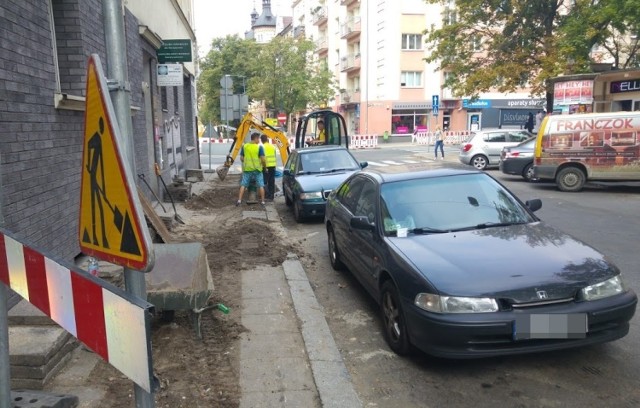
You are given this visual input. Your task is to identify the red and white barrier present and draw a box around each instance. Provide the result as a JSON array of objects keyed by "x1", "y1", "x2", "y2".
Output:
[
  {"x1": 0, "y1": 229, "x2": 153, "y2": 392},
  {"x1": 200, "y1": 138, "x2": 232, "y2": 144},
  {"x1": 411, "y1": 131, "x2": 471, "y2": 145},
  {"x1": 349, "y1": 134, "x2": 378, "y2": 149}
]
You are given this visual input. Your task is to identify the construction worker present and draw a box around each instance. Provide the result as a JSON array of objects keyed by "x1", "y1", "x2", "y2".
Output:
[
  {"x1": 236, "y1": 132, "x2": 266, "y2": 206},
  {"x1": 260, "y1": 134, "x2": 277, "y2": 200},
  {"x1": 310, "y1": 120, "x2": 326, "y2": 145}
]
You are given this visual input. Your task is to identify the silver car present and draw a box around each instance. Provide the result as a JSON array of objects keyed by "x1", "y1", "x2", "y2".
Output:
[{"x1": 459, "y1": 129, "x2": 532, "y2": 170}]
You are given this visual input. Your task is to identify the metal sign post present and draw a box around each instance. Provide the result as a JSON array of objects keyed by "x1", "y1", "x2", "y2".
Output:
[
  {"x1": 102, "y1": 0, "x2": 155, "y2": 406},
  {"x1": 0, "y1": 156, "x2": 9, "y2": 408}
]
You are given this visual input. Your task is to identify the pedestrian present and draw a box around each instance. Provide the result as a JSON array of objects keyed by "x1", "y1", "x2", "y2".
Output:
[
  {"x1": 434, "y1": 126, "x2": 444, "y2": 159},
  {"x1": 236, "y1": 132, "x2": 266, "y2": 206},
  {"x1": 525, "y1": 112, "x2": 534, "y2": 133},
  {"x1": 260, "y1": 134, "x2": 277, "y2": 200}
]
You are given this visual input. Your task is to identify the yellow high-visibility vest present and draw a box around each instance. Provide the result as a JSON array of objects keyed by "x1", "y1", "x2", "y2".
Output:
[
  {"x1": 242, "y1": 143, "x2": 262, "y2": 172},
  {"x1": 263, "y1": 143, "x2": 277, "y2": 167}
]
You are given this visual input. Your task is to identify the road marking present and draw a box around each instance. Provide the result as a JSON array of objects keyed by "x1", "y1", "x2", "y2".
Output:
[
  {"x1": 381, "y1": 160, "x2": 404, "y2": 165},
  {"x1": 366, "y1": 161, "x2": 389, "y2": 167},
  {"x1": 402, "y1": 160, "x2": 419, "y2": 164}
]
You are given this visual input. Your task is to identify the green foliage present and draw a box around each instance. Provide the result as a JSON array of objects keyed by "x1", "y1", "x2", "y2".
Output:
[
  {"x1": 246, "y1": 36, "x2": 337, "y2": 117},
  {"x1": 197, "y1": 35, "x2": 336, "y2": 125},
  {"x1": 423, "y1": 0, "x2": 640, "y2": 101},
  {"x1": 197, "y1": 35, "x2": 260, "y2": 125}
]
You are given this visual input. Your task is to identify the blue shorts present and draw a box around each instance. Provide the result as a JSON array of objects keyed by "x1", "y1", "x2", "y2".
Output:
[{"x1": 240, "y1": 171, "x2": 264, "y2": 188}]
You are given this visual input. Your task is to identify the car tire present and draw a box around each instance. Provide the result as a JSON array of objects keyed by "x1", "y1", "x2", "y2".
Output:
[
  {"x1": 522, "y1": 162, "x2": 535, "y2": 182},
  {"x1": 284, "y1": 189, "x2": 292, "y2": 206},
  {"x1": 293, "y1": 198, "x2": 304, "y2": 222},
  {"x1": 471, "y1": 154, "x2": 488, "y2": 170},
  {"x1": 556, "y1": 166, "x2": 586, "y2": 192},
  {"x1": 327, "y1": 226, "x2": 345, "y2": 271},
  {"x1": 380, "y1": 280, "x2": 411, "y2": 356}
]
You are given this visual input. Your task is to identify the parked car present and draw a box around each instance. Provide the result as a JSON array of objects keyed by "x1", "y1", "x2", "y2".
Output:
[
  {"x1": 499, "y1": 137, "x2": 537, "y2": 181},
  {"x1": 459, "y1": 129, "x2": 532, "y2": 170},
  {"x1": 324, "y1": 165, "x2": 637, "y2": 358},
  {"x1": 282, "y1": 145, "x2": 367, "y2": 222}
]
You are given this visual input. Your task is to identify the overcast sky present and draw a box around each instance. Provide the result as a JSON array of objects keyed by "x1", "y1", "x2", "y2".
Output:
[{"x1": 193, "y1": 0, "x2": 291, "y2": 57}]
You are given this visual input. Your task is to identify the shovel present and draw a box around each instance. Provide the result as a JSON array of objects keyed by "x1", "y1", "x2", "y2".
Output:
[{"x1": 154, "y1": 163, "x2": 186, "y2": 225}]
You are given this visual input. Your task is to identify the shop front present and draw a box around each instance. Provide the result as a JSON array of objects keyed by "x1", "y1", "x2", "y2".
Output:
[
  {"x1": 462, "y1": 98, "x2": 545, "y2": 130},
  {"x1": 391, "y1": 102, "x2": 432, "y2": 135},
  {"x1": 593, "y1": 70, "x2": 640, "y2": 112}
]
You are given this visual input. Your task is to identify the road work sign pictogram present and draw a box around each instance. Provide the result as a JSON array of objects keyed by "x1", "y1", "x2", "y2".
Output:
[{"x1": 79, "y1": 55, "x2": 153, "y2": 272}]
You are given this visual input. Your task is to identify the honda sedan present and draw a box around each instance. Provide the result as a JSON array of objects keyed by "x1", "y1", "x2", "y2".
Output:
[{"x1": 324, "y1": 165, "x2": 636, "y2": 358}]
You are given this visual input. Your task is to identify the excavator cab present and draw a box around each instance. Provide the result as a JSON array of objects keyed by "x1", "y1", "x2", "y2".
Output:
[{"x1": 294, "y1": 109, "x2": 349, "y2": 149}]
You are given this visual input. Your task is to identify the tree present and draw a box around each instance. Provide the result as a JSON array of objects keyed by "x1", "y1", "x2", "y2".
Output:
[
  {"x1": 197, "y1": 36, "x2": 260, "y2": 125},
  {"x1": 423, "y1": 0, "x2": 640, "y2": 108},
  {"x1": 246, "y1": 36, "x2": 337, "y2": 119}
]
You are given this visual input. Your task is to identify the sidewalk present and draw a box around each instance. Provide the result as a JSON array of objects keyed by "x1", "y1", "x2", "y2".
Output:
[{"x1": 36, "y1": 172, "x2": 362, "y2": 408}]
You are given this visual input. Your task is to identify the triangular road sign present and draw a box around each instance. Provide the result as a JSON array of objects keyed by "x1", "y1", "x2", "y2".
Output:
[{"x1": 79, "y1": 55, "x2": 153, "y2": 272}]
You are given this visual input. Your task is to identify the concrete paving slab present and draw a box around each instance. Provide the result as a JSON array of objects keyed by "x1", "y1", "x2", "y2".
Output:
[
  {"x1": 11, "y1": 339, "x2": 77, "y2": 379},
  {"x1": 242, "y1": 296, "x2": 294, "y2": 316},
  {"x1": 11, "y1": 349, "x2": 74, "y2": 390},
  {"x1": 240, "y1": 332, "x2": 307, "y2": 361},
  {"x1": 10, "y1": 389, "x2": 79, "y2": 408},
  {"x1": 242, "y1": 210, "x2": 267, "y2": 220},
  {"x1": 242, "y1": 313, "x2": 298, "y2": 334},
  {"x1": 239, "y1": 357, "x2": 314, "y2": 392},
  {"x1": 240, "y1": 390, "x2": 319, "y2": 408},
  {"x1": 8, "y1": 300, "x2": 56, "y2": 326},
  {"x1": 9, "y1": 326, "x2": 72, "y2": 366}
]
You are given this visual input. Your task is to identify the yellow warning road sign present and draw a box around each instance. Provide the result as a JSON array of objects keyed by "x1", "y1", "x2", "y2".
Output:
[{"x1": 79, "y1": 55, "x2": 153, "y2": 272}]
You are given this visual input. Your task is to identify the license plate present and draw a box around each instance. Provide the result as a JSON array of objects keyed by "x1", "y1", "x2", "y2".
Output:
[{"x1": 513, "y1": 313, "x2": 587, "y2": 340}]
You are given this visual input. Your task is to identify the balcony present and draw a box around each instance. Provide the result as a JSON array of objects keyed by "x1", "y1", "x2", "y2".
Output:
[
  {"x1": 312, "y1": 6, "x2": 328, "y2": 26},
  {"x1": 340, "y1": 53, "x2": 361, "y2": 72},
  {"x1": 340, "y1": 17, "x2": 361, "y2": 40},
  {"x1": 340, "y1": 0, "x2": 359, "y2": 7},
  {"x1": 315, "y1": 37, "x2": 328, "y2": 55},
  {"x1": 340, "y1": 88, "x2": 361, "y2": 104},
  {"x1": 293, "y1": 25, "x2": 305, "y2": 38}
]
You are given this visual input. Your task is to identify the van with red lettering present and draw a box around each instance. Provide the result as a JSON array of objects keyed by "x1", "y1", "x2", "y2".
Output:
[{"x1": 533, "y1": 111, "x2": 640, "y2": 191}]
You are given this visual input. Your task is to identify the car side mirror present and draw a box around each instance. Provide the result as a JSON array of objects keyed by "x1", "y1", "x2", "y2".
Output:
[
  {"x1": 350, "y1": 216, "x2": 375, "y2": 231},
  {"x1": 283, "y1": 169, "x2": 291, "y2": 176},
  {"x1": 360, "y1": 161, "x2": 368, "y2": 169},
  {"x1": 525, "y1": 199, "x2": 542, "y2": 212}
]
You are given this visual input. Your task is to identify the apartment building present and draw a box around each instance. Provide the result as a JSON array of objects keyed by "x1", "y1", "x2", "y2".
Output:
[
  {"x1": 291, "y1": 0, "x2": 542, "y2": 136},
  {"x1": 0, "y1": 0, "x2": 198, "y2": 261}
]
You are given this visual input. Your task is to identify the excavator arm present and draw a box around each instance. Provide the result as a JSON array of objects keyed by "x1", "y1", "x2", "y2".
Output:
[{"x1": 216, "y1": 113, "x2": 290, "y2": 180}]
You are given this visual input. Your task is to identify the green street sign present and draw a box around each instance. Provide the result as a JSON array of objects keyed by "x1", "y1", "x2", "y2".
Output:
[{"x1": 157, "y1": 39, "x2": 192, "y2": 63}]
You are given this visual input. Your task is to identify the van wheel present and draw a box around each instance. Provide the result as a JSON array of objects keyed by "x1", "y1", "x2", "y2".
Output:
[
  {"x1": 471, "y1": 155, "x2": 488, "y2": 170},
  {"x1": 556, "y1": 167, "x2": 586, "y2": 192}
]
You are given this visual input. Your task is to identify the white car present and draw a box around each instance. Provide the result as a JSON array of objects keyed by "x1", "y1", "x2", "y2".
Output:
[{"x1": 458, "y1": 129, "x2": 532, "y2": 170}]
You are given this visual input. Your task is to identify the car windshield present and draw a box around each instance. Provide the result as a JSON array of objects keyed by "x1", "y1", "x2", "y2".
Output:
[
  {"x1": 380, "y1": 173, "x2": 535, "y2": 235},
  {"x1": 298, "y1": 150, "x2": 359, "y2": 174}
]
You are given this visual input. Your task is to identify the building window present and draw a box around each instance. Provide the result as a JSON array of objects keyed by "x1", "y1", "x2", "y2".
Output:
[
  {"x1": 400, "y1": 71, "x2": 422, "y2": 88},
  {"x1": 472, "y1": 35, "x2": 482, "y2": 51},
  {"x1": 161, "y1": 87, "x2": 168, "y2": 110},
  {"x1": 391, "y1": 109, "x2": 429, "y2": 135},
  {"x1": 401, "y1": 34, "x2": 422, "y2": 50},
  {"x1": 443, "y1": 3, "x2": 457, "y2": 26},
  {"x1": 173, "y1": 86, "x2": 179, "y2": 114}
]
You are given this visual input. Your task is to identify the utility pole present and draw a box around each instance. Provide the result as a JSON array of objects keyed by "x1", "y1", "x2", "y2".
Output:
[{"x1": 102, "y1": 0, "x2": 154, "y2": 407}]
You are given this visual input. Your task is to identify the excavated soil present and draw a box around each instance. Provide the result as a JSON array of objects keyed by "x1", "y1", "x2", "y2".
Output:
[{"x1": 90, "y1": 175, "x2": 292, "y2": 408}]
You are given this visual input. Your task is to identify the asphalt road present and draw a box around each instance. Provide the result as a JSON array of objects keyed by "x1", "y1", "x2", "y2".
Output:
[{"x1": 274, "y1": 143, "x2": 640, "y2": 408}]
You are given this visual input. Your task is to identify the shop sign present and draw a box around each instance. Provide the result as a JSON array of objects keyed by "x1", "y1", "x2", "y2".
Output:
[
  {"x1": 610, "y1": 79, "x2": 640, "y2": 94},
  {"x1": 462, "y1": 99, "x2": 491, "y2": 108}
]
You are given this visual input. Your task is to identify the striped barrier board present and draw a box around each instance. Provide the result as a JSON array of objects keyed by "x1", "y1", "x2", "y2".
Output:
[{"x1": 0, "y1": 228, "x2": 154, "y2": 393}]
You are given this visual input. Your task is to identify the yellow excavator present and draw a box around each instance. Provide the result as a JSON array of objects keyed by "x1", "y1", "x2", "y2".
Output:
[{"x1": 216, "y1": 113, "x2": 291, "y2": 181}]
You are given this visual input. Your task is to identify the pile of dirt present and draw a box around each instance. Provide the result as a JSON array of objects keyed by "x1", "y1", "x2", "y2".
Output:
[
  {"x1": 89, "y1": 183, "x2": 293, "y2": 408},
  {"x1": 184, "y1": 186, "x2": 239, "y2": 210}
]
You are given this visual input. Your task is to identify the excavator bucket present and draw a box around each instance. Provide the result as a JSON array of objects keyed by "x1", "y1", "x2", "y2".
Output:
[{"x1": 216, "y1": 164, "x2": 230, "y2": 181}]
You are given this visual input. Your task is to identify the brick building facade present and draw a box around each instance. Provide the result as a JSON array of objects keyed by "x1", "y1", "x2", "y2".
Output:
[{"x1": 0, "y1": 0, "x2": 198, "y2": 261}]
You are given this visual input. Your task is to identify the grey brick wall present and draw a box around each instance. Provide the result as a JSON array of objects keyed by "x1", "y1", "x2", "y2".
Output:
[{"x1": 0, "y1": 1, "x2": 198, "y2": 263}]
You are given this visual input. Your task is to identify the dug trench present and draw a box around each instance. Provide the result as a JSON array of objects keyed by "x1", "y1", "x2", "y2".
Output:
[{"x1": 88, "y1": 179, "x2": 297, "y2": 408}]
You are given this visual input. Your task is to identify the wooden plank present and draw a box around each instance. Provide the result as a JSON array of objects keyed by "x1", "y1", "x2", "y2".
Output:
[{"x1": 137, "y1": 187, "x2": 173, "y2": 243}]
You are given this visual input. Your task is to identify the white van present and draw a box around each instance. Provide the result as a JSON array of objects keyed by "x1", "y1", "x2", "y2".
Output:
[{"x1": 533, "y1": 111, "x2": 640, "y2": 191}]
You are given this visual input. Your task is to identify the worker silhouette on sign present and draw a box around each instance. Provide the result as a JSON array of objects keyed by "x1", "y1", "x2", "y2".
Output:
[{"x1": 86, "y1": 117, "x2": 110, "y2": 249}]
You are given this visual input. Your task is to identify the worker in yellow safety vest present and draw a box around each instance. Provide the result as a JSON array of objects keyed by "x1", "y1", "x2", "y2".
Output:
[
  {"x1": 236, "y1": 132, "x2": 266, "y2": 206},
  {"x1": 260, "y1": 134, "x2": 277, "y2": 200}
]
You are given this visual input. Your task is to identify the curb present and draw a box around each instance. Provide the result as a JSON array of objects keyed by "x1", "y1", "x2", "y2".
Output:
[{"x1": 282, "y1": 254, "x2": 362, "y2": 408}]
